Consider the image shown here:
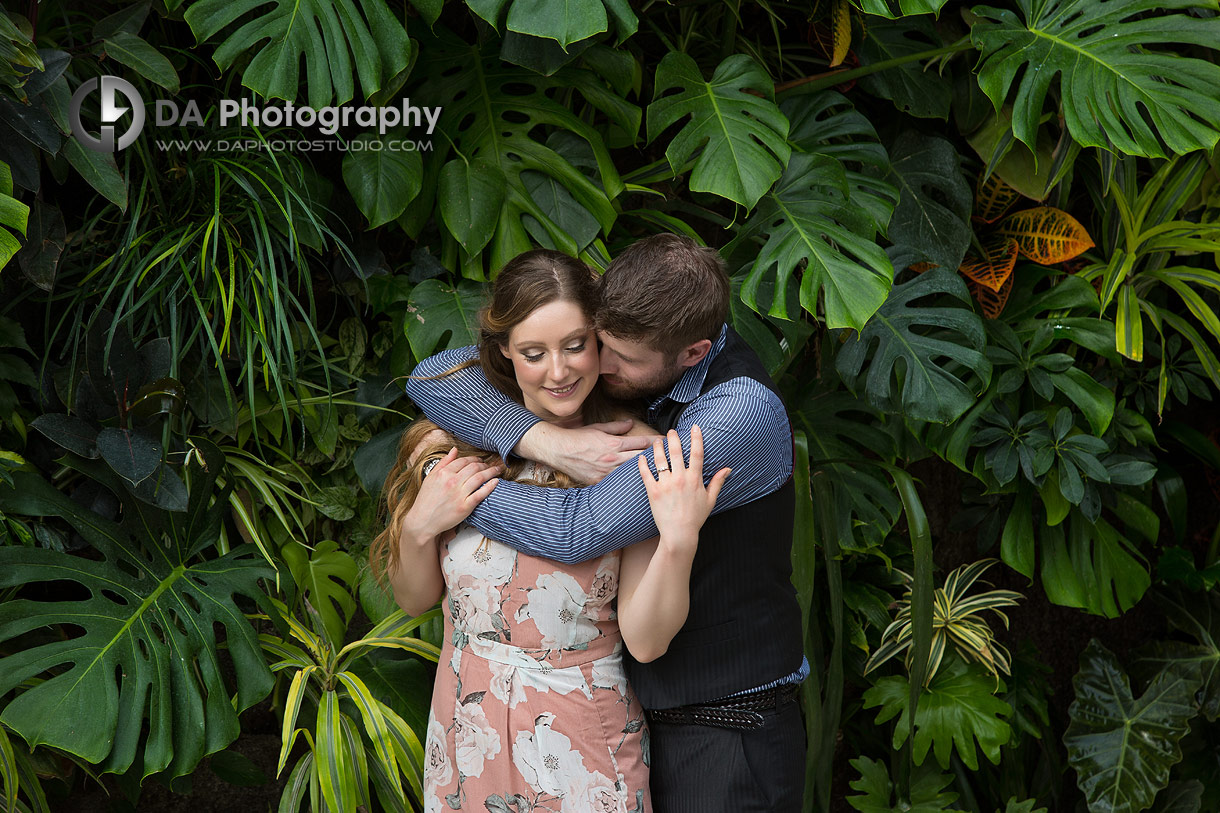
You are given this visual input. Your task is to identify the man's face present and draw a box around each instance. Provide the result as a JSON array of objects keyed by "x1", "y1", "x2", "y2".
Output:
[{"x1": 596, "y1": 332, "x2": 685, "y2": 400}]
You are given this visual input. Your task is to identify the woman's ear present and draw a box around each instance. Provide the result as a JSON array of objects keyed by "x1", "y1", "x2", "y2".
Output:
[{"x1": 499, "y1": 343, "x2": 511, "y2": 359}]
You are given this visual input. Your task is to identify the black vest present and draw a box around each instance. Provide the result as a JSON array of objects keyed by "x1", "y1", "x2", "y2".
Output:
[{"x1": 625, "y1": 327, "x2": 804, "y2": 709}]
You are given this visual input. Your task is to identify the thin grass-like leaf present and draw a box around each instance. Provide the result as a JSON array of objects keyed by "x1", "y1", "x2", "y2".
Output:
[
  {"x1": 278, "y1": 752, "x2": 313, "y2": 813},
  {"x1": 335, "y1": 672, "x2": 400, "y2": 788},
  {"x1": 316, "y1": 691, "x2": 356, "y2": 813},
  {"x1": 0, "y1": 725, "x2": 17, "y2": 813},
  {"x1": 277, "y1": 666, "x2": 316, "y2": 777}
]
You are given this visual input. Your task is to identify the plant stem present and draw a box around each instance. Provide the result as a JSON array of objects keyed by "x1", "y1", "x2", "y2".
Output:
[{"x1": 776, "y1": 40, "x2": 975, "y2": 96}]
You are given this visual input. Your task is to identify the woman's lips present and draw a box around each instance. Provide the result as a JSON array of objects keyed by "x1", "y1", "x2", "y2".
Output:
[{"x1": 545, "y1": 380, "x2": 580, "y2": 397}]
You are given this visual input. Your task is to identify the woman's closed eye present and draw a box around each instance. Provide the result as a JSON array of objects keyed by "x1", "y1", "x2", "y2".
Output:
[
  {"x1": 522, "y1": 352, "x2": 544, "y2": 363},
  {"x1": 565, "y1": 342, "x2": 586, "y2": 354}
]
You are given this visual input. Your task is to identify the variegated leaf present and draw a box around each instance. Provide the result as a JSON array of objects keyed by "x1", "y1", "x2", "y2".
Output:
[
  {"x1": 995, "y1": 206, "x2": 1095, "y2": 264},
  {"x1": 974, "y1": 173, "x2": 1021, "y2": 224},
  {"x1": 966, "y1": 270, "x2": 1015, "y2": 319},
  {"x1": 959, "y1": 237, "x2": 1019, "y2": 293}
]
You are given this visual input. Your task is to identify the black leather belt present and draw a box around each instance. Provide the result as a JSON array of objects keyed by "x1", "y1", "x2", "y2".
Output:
[{"x1": 647, "y1": 684, "x2": 800, "y2": 731}]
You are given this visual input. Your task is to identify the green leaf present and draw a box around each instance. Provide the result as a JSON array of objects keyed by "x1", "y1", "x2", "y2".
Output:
[
  {"x1": 883, "y1": 131, "x2": 973, "y2": 272},
  {"x1": 846, "y1": 756, "x2": 961, "y2": 813},
  {"x1": 729, "y1": 91, "x2": 897, "y2": 331},
  {"x1": 209, "y1": 749, "x2": 270, "y2": 788},
  {"x1": 1048, "y1": 366, "x2": 1115, "y2": 437},
  {"x1": 854, "y1": 0, "x2": 951, "y2": 16},
  {"x1": 1141, "y1": 587, "x2": 1220, "y2": 723},
  {"x1": 971, "y1": 0, "x2": 1220, "y2": 157},
  {"x1": 349, "y1": 650, "x2": 434, "y2": 741},
  {"x1": 282, "y1": 540, "x2": 358, "y2": 647},
  {"x1": 185, "y1": 0, "x2": 414, "y2": 107},
  {"x1": 438, "y1": 157, "x2": 506, "y2": 255},
  {"x1": 29, "y1": 413, "x2": 99, "y2": 459},
  {"x1": 95, "y1": 427, "x2": 161, "y2": 485},
  {"x1": 792, "y1": 388, "x2": 901, "y2": 552},
  {"x1": 0, "y1": 161, "x2": 28, "y2": 272},
  {"x1": 342, "y1": 134, "x2": 423, "y2": 229},
  {"x1": 0, "y1": 443, "x2": 277, "y2": 779},
  {"x1": 856, "y1": 18, "x2": 951, "y2": 119},
  {"x1": 505, "y1": 0, "x2": 606, "y2": 49},
  {"x1": 647, "y1": 52, "x2": 790, "y2": 211},
  {"x1": 1001, "y1": 492, "x2": 1035, "y2": 579},
  {"x1": 1065, "y1": 640, "x2": 1200, "y2": 813},
  {"x1": 62, "y1": 140, "x2": 127, "y2": 210},
  {"x1": 315, "y1": 692, "x2": 357, "y2": 813},
  {"x1": 102, "y1": 32, "x2": 179, "y2": 92},
  {"x1": 409, "y1": 30, "x2": 623, "y2": 271},
  {"x1": 836, "y1": 268, "x2": 993, "y2": 424},
  {"x1": 404, "y1": 278, "x2": 484, "y2": 360},
  {"x1": 1153, "y1": 781, "x2": 1204, "y2": 813},
  {"x1": 864, "y1": 656, "x2": 1012, "y2": 770},
  {"x1": 0, "y1": 724, "x2": 17, "y2": 813}
]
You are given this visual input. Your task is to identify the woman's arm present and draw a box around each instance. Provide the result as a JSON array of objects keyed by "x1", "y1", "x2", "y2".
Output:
[
  {"x1": 617, "y1": 425, "x2": 730, "y2": 663},
  {"x1": 386, "y1": 446, "x2": 502, "y2": 615}
]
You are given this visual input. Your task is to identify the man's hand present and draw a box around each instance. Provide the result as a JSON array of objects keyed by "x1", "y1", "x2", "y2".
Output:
[{"x1": 518, "y1": 419, "x2": 658, "y2": 484}]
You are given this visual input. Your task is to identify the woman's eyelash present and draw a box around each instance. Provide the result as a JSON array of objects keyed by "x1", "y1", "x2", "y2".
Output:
[
  {"x1": 566, "y1": 343, "x2": 586, "y2": 352},
  {"x1": 523, "y1": 353, "x2": 543, "y2": 362}
]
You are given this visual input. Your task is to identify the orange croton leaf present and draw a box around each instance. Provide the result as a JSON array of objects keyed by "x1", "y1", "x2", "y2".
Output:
[
  {"x1": 974, "y1": 173, "x2": 1021, "y2": 224},
  {"x1": 965, "y1": 269, "x2": 1015, "y2": 319},
  {"x1": 959, "y1": 237, "x2": 1019, "y2": 292},
  {"x1": 994, "y1": 206, "x2": 1095, "y2": 264}
]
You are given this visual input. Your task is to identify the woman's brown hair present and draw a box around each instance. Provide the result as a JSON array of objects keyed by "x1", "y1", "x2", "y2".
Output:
[{"x1": 369, "y1": 249, "x2": 606, "y2": 584}]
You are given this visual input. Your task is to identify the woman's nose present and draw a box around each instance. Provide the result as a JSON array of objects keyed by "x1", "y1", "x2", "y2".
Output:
[{"x1": 549, "y1": 355, "x2": 567, "y2": 380}]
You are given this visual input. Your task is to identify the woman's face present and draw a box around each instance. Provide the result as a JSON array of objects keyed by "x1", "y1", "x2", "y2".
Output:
[{"x1": 500, "y1": 299, "x2": 599, "y2": 427}]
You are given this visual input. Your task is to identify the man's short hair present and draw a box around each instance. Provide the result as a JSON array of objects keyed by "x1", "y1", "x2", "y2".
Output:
[{"x1": 597, "y1": 233, "x2": 730, "y2": 355}]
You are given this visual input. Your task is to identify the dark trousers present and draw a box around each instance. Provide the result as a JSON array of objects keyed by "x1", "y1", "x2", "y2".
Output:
[{"x1": 646, "y1": 692, "x2": 805, "y2": 812}]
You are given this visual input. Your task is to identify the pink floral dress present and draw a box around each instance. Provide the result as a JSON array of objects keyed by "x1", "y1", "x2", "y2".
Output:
[{"x1": 422, "y1": 467, "x2": 651, "y2": 813}]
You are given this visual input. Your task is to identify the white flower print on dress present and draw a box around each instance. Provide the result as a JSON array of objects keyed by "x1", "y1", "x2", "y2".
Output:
[
  {"x1": 445, "y1": 531, "x2": 516, "y2": 584},
  {"x1": 585, "y1": 555, "x2": 619, "y2": 621},
  {"x1": 450, "y1": 574, "x2": 503, "y2": 636},
  {"x1": 515, "y1": 571, "x2": 598, "y2": 649},
  {"x1": 487, "y1": 659, "x2": 529, "y2": 708},
  {"x1": 567, "y1": 770, "x2": 623, "y2": 813},
  {"x1": 590, "y1": 656, "x2": 629, "y2": 699},
  {"x1": 512, "y1": 712, "x2": 590, "y2": 799},
  {"x1": 424, "y1": 718, "x2": 453, "y2": 790},
  {"x1": 453, "y1": 700, "x2": 502, "y2": 779}
]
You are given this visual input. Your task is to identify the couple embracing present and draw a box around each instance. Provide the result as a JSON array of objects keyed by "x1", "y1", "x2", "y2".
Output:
[{"x1": 370, "y1": 234, "x2": 806, "y2": 812}]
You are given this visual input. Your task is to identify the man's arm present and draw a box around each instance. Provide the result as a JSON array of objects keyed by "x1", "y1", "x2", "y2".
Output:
[
  {"x1": 460, "y1": 380, "x2": 793, "y2": 563},
  {"x1": 405, "y1": 348, "x2": 653, "y2": 480},
  {"x1": 404, "y1": 346, "x2": 540, "y2": 460}
]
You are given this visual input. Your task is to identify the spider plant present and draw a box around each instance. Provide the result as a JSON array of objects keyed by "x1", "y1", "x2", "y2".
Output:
[{"x1": 865, "y1": 558, "x2": 1023, "y2": 685}]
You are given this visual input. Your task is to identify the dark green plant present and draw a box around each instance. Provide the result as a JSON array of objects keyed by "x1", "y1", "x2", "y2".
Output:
[{"x1": 0, "y1": 440, "x2": 280, "y2": 780}]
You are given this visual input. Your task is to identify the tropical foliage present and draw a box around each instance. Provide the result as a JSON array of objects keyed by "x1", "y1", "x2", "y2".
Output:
[{"x1": 1, "y1": 0, "x2": 1218, "y2": 810}]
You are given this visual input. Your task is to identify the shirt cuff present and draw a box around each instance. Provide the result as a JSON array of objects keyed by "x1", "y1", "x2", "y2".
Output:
[{"x1": 484, "y1": 402, "x2": 542, "y2": 460}]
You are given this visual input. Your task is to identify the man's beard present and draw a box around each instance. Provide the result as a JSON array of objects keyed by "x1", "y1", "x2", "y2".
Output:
[{"x1": 600, "y1": 363, "x2": 683, "y2": 401}]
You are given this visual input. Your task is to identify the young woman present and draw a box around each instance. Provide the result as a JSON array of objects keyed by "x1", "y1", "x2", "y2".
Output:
[{"x1": 369, "y1": 249, "x2": 729, "y2": 812}]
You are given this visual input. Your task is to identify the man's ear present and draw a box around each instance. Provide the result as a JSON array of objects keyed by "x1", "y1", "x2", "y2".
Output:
[{"x1": 677, "y1": 339, "x2": 713, "y2": 369}]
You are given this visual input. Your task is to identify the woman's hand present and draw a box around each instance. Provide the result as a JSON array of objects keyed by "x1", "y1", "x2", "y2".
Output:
[
  {"x1": 401, "y1": 448, "x2": 501, "y2": 543},
  {"x1": 637, "y1": 425, "x2": 730, "y2": 552}
]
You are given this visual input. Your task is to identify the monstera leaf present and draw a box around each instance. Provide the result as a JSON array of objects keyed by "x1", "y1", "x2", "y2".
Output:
[
  {"x1": 1065, "y1": 640, "x2": 1200, "y2": 813},
  {"x1": 185, "y1": 0, "x2": 414, "y2": 107},
  {"x1": 407, "y1": 29, "x2": 626, "y2": 272},
  {"x1": 792, "y1": 388, "x2": 901, "y2": 552},
  {"x1": 857, "y1": 18, "x2": 951, "y2": 119},
  {"x1": 836, "y1": 268, "x2": 992, "y2": 424},
  {"x1": 405, "y1": 278, "x2": 485, "y2": 360},
  {"x1": 728, "y1": 92, "x2": 897, "y2": 331},
  {"x1": 971, "y1": 0, "x2": 1220, "y2": 157},
  {"x1": 864, "y1": 657, "x2": 1013, "y2": 771},
  {"x1": 647, "y1": 52, "x2": 790, "y2": 211},
  {"x1": 0, "y1": 442, "x2": 279, "y2": 779},
  {"x1": 884, "y1": 131, "x2": 973, "y2": 272}
]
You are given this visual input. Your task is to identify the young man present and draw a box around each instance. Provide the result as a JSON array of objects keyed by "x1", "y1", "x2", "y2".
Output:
[{"x1": 405, "y1": 234, "x2": 807, "y2": 811}]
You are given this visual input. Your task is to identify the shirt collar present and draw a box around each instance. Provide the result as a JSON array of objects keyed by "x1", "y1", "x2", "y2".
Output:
[{"x1": 653, "y1": 324, "x2": 728, "y2": 408}]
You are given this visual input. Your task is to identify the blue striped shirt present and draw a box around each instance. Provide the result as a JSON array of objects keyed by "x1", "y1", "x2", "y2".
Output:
[{"x1": 405, "y1": 324, "x2": 809, "y2": 687}]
